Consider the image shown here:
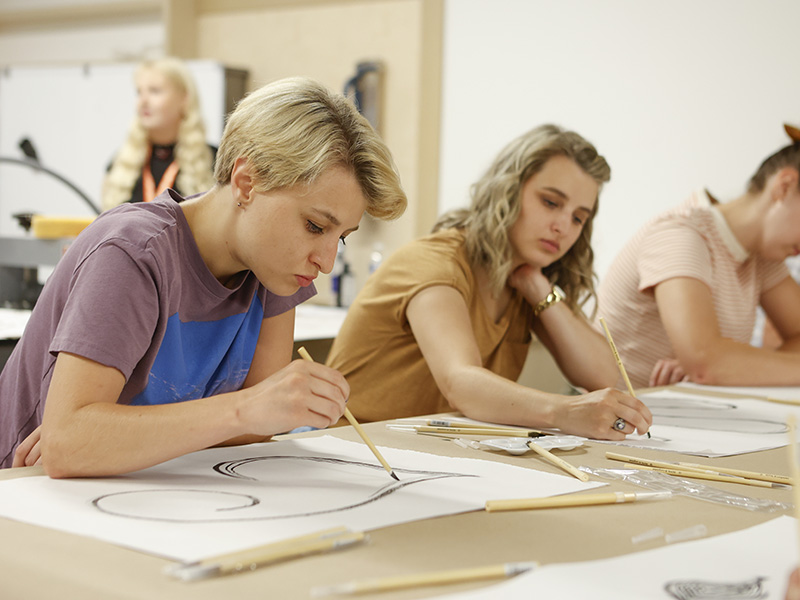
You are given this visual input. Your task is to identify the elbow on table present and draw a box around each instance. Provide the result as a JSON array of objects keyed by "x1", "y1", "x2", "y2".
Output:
[
  {"x1": 42, "y1": 457, "x2": 74, "y2": 479},
  {"x1": 40, "y1": 434, "x2": 86, "y2": 479},
  {"x1": 680, "y1": 353, "x2": 723, "y2": 386},
  {"x1": 438, "y1": 368, "x2": 479, "y2": 417}
]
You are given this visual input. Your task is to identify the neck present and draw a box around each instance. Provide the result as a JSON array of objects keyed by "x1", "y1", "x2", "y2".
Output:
[
  {"x1": 715, "y1": 191, "x2": 767, "y2": 254},
  {"x1": 148, "y1": 126, "x2": 180, "y2": 147},
  {"x1": 180, "y1": 186, "x2": 243, "y2": 287}
]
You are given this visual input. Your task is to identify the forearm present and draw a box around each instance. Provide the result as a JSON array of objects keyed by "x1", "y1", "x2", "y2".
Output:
[
  {"x1": 214, "y1": 433, "x2": 273, "y2": 447},
  {"x1": 534, "y1": 303, "x2": 618, "y2": 390},
  {"x1": 439, "y1": 364, "x2": 652, "y2": 439},
  {"x1": 441, "y1": 365, "x2": 562, "y2": 428},
  {"x1": 681, "y1": 339, "x2": 800, "y2": 386},
  {"x1": 41, "y1": 391, "x2": 249, "y2": 478}
]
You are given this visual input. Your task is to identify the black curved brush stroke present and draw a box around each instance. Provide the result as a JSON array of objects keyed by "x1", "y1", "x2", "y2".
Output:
[
  {"x1": 92, "y1": 456, "x2": 475, "y2": 523},
  {"x1": 646, "y1": 397, "x2": 787, "y2": 434},
  {"x1": 92, "y1": 489, "x2": 261, "y2": 517},
  {"x1": 664, "y1": 576, "x2": 766, "y2": 600},
  {"x1": 647, "y1": 397, "x2": 738, "y2": 412},
  {"x1": 212, "y1": 455, "x2": 470, "y2": 480}
]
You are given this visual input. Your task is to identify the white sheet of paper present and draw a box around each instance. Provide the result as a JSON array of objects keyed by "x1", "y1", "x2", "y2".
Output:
[
  {"x1": 0, "y1": 436, "x2": 603, "y2": 562},
  {"x1": 435, "y1": 516, "x2": 798, "y2": 600},
  {"x1": 0, "y1": 307, "x2": 31, "y2": 339},
  {"x1": 594, "y1": 389, "x2": 800, "y2": 457},
  {"x1": 677, "y1": 381, "x2": 800, "y2": 402}
]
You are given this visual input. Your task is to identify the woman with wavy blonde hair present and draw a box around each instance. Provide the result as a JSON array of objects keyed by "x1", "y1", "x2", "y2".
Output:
[
  {"x1": 327, "y1": 124, "x2": 652, "y2": 440},
  {"x1": 102, "y1": 57, "x2": 215, "y2": 210}
]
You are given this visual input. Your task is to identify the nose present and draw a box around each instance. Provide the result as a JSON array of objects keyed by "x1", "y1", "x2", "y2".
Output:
[
  {"x1": 313, "y1": 240, "x2": 339, "y2": 275},
  {"x1": 552, "y1": 210, "x2": 572, "y2": 235}
]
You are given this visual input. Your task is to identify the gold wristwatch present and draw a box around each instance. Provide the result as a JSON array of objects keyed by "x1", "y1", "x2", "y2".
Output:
[{"x1": 533, "y1": 285, "x2": 565, "y2": 317}]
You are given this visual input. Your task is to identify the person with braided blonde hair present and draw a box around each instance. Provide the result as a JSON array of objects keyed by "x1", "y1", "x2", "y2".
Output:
[
  {"x1": 327, "y1": 124, "x2": 652, "y2": 440},
  {"x1": 597, "y1": 124, "x2": 800, "y2": 389},
  {"x1": 101, "y1": 57, "x2": 215, "y2": 210}
]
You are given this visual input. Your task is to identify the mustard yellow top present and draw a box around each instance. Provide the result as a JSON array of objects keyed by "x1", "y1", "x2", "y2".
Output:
[{"x1": 326, "y1": 229, "x2": 534, "y2": 423}]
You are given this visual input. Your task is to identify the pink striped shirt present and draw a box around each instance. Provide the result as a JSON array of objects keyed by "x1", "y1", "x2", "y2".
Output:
[{"x1": 595, "y1": 190, "x2": 788, "y2": 389}]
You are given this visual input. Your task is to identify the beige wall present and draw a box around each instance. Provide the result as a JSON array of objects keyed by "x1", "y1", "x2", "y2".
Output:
[{"x1": 190, "y1": 0, "x2": 441, "y2": 303}]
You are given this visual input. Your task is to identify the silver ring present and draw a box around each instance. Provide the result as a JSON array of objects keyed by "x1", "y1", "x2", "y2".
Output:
[{"x1": 613, "y1": 418, "x2": 627, "y2": 431}]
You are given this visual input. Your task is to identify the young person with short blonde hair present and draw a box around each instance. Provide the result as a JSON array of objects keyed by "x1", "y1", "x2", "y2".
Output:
[{"x1": 2, "y1": 77, "x2": 407, "y2": 476}]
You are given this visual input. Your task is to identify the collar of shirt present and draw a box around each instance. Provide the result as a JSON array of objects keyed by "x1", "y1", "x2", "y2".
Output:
[{"x1": 700, "y1": 188, "x2": 749, "y2": 263}]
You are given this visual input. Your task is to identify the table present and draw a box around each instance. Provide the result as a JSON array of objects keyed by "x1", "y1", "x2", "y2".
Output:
[{"x1": 0, "y1": 409, "x2": 792, "y2": 599}]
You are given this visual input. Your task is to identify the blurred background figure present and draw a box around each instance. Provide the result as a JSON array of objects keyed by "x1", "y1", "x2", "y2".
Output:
[{"x1": 101, "y1": 57, "x2": 216, "y2": 210}]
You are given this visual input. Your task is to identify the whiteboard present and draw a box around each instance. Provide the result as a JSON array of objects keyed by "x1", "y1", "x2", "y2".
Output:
[
  {"x1": 0, "y1": 61, "x2": 229, "y2": 237},
  {"x1": 439, "y1": 0, "x2": 800, "y2": 279}
]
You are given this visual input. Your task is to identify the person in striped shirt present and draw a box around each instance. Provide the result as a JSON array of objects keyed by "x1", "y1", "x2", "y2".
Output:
[{"x1": 596, "y1": 124, "x2": 800, "y2": 389}]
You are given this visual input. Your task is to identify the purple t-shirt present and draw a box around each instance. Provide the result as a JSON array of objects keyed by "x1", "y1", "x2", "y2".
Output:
[{"x1": 0, "y1": 191, "x2": 314, "y2": 468}]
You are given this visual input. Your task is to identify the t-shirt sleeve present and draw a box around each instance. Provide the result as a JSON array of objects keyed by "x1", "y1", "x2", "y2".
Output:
[
  {"x1": 757, "y1": 257, "x2": 791, "y2": 294},
  {"x1": 49, "y1": 243, "x2": 160, "y2": 380},
  {"x1": 391, "y1": 238, "x2": 472, "y2": 326},
  {"x1": 637, "y1": 216, "x2": 713, "y2": 292}
]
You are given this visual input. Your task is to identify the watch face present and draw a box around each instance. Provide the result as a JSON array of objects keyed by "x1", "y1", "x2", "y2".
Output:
[{"x1": 535, "y1": 285, "x2": 565, "y2": 316}]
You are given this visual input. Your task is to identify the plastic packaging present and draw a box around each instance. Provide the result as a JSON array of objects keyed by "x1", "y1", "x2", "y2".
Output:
[
  {"x1": 665, "y1": 524, "x2": 708, "y2": 544},
  {"x1": 631, "y1": 526, "x2": 664, "y2": 545},
  {"x1": 368, "y1": 242, "x2": 384, "y2": 275},
  {"x1": 579, "y1": 466, "x2": 792, "y2": 513}
]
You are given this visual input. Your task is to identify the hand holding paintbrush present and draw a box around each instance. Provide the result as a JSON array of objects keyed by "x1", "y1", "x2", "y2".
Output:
[
  {"x1": 298, "y1": 347, "x2": 399, "y2": 481},
  {"x1": 599, "y1": 317, "x2": 651, "y2": 438}
]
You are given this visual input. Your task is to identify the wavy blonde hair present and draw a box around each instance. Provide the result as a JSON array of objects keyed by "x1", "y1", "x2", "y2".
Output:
[
  {"x1": 433, "y1": 124, "x2": 610, "y2": 315},
  {"x1": 101, "y1": 57, "x2": 215, "y2": 211},
  {"x1": 214, "y1": 76, "x2": 406, "y2": 220}
]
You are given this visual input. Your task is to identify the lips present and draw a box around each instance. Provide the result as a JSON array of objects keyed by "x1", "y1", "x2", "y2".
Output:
[
  {"x1": 295, "y1": 275, "x2": 316, "y2": 287},
  {"x1": 540, "y1": 239, "x2": 560, "y2": 253}
]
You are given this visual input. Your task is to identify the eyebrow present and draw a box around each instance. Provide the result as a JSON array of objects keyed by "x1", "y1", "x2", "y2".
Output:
[
  {"x1": 310, "y1": 208, "x2": 360, "y2": 233},
  {"x1": 542, "y1": 186, "x2": 568, "y2": 200},
  {"x1": 310, "y1": 208, "x2": 340, "y2": 226},
  {"x1": 542, "y1": 187, "x2": 594, "y2": 215}
]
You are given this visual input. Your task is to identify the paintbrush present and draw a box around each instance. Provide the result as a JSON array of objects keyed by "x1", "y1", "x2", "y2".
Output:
[{"x1": 298, "y1": 346, "x2": 399, "y2": 481}]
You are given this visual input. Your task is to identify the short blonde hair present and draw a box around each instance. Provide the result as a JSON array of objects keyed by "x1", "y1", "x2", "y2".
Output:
[
  {"x1": 215, "y1": 76, "x2": 406, "y2": 220},
  {"x1": 102, "y1": 57, "x2": 215, "y2": 211},
  {"x1": 434, "y1": 124, "x2": 610, "y2": 313}
]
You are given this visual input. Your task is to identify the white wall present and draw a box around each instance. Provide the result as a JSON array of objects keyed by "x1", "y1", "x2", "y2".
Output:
[
  {"x1": 439, "y1": 0, "x2": 800, "y2": 279},
  {"x1": 0, "y1": 61, "x2": 230, "y2": 237}
]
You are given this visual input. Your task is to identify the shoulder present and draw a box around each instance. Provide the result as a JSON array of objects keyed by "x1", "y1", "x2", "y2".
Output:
[
  {"x1": 94, "y1": 194, "x2": 181, "y2": 239},
  {"x1": 651, "y1": 192, "x2": 713, "y2": 230},
  {"x1": 636, "y1": 194, "x2": 716, "y2": 254},
  {"x1": 393, "y1": 228, "x2": 467, "y2": 263},
  {"x1": 71, "y1": 196, "x2": 188, "y2": 272}
]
